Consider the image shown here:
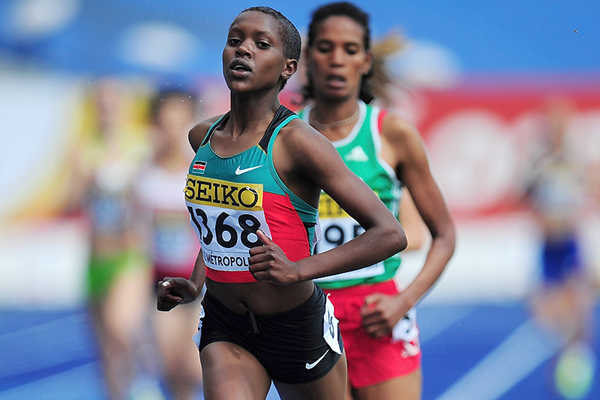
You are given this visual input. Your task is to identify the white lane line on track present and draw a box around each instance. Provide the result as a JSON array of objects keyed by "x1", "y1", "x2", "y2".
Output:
[
  {"x1": 435, "y1": 318, "x2": 564, "y2": 400},
  {"x1": 0, "y1": 313, "x2": 93, "y2": 378},
  {"x1": 0, "y1": 362, "x2": 106, "y2": 400},
  {"x1": 418, "y1": 306, "x2": 475, "y2": 344}
]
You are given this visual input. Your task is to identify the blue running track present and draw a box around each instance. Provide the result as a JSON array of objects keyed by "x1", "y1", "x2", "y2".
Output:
[{"x1": 1, "y1": 303, "x2": 598, "y2": 400}]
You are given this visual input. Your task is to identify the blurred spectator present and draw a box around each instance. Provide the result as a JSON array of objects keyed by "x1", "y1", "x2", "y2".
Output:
[
  {"x1": 64, "y1": 77, "x2": 153, "y2": 399},
  {"x1": 135, "y1": 89, "x2": 203, "y2": 400},
  {"x1": 524, "y1": 97, "x2": 598, "y2": 399}
]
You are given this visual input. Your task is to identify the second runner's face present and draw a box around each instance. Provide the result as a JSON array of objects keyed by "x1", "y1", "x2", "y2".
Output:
[
  {"x1": 307, "y1": 15, "x2": 371, "y2": 102},
  {"x1": 223, "y1": 11, "x2": 288, "y2": 94}
]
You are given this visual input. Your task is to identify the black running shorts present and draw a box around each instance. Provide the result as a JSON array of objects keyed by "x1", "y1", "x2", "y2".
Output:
[{"x1": 197, "y1": 284, "x2": 344, "y2": 384}]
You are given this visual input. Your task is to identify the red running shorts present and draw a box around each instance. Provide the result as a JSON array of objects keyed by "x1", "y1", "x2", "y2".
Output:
[{"x1": 322, "y1": 280, "x2": 421, "y2": 389}]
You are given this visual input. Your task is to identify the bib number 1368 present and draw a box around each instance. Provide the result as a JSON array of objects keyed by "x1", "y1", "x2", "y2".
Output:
[{"x1": 188, "y1": 206, "x2": 262, "y2": 249}]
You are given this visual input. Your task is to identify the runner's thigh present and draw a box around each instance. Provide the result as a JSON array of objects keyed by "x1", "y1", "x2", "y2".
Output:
[
  {"x1": 201, "y1": 341, "x2": 272, "y2": 400},
  {"x1": 273, "y1": 351, "x2": 348, "y2": 400},
  {"x1": 353, "y1": 367, "x2": 422, "y2": 400}
]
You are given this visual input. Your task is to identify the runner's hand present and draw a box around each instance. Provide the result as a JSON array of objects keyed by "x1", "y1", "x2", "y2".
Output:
[
  {"x1": 249, "y1": 230, "x2": 300, "y2": 285},
  {"x1": 361, "y1": 292, "x2": 410, "y2": 338},
  {"x1": 156, "y1": 277, "x2": 198, "y2": 311}
]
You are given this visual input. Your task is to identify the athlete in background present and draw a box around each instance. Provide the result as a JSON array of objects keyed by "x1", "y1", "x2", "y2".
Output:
[
  {"x1": 135, "y1": 89, "x2": 203, "y2": 400},
  {"x1": 525, "y1": 97, "x2": 597, "y2": 399},
  {"x1": 298, "y1": 3, "x2": 456, "y2": 399},
  {"x1": 65, "y1": 77, "x2": 152, "y2": 399}
]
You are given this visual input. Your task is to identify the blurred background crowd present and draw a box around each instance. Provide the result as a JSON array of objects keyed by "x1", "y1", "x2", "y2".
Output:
[{"x1": 1, "y1": 1, "x2": 599, "y2": 399}]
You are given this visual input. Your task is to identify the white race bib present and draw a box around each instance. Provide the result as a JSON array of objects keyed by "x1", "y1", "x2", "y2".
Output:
[
  {"x1": 391, "y1": 307, "x2": 419, "y2": 343},
  {"x1": 323, "y1": 296, "x2": 342, "y2": 354},
  {"x1": 315, "y1": 216, "x2": 385, "y2": 282},
  {"x1": 192, "y1": 305, "x2": 205, "y2": 348},
  {"x1": 185, "y1": 176, "x2": 270, "y2": 274}
]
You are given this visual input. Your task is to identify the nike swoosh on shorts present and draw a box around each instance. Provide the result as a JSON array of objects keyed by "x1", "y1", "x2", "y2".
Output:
[{"x1": 305, "y1": 349, "x2": 330, "y2": 370}]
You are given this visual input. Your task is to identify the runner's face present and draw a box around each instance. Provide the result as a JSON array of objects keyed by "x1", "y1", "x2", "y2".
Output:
[
  {"x1": 223, "y1": 11, "x2": 289, "y2": 94},
  {"x1": 153, "y1": 98, "x2": 195, "y2": 152},
  {"x1": 307, "y1": 16, "x2": 371, "y2": 102}
]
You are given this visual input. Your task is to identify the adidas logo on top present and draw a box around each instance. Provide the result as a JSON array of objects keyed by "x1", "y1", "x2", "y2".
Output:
[{"x1": 345, "y1": 146, "x2": 369, "y2": 162}]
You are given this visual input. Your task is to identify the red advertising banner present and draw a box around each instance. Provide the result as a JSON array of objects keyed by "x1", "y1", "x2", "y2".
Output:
[{"x1": 409, "y1": 83, "x2": 600, "y2": 219}]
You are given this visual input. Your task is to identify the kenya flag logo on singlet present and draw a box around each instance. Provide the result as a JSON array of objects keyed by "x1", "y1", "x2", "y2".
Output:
[{"x1": 193, "y1": 161, "x2": 207, "y2": 174}]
